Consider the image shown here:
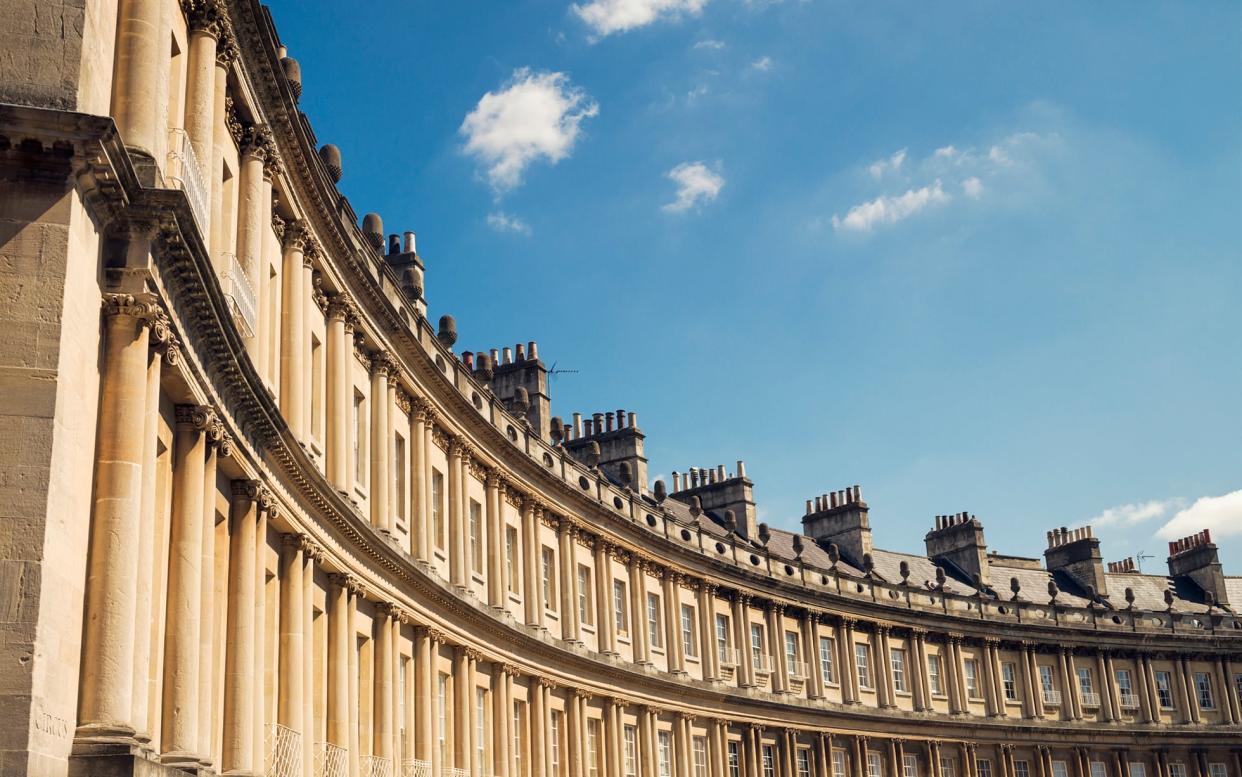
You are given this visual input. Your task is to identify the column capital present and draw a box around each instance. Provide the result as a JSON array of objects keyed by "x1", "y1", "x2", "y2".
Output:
[
  {"x1": 502, "y1": 663, "x2": 523, "y2": 678},
  {"x1": 103, "y1": 292, "x2": 163, "y2": 323},
  {"x1": 395, "y1": 390, "x2": 413, "y2": 414},
  {"x1": 174, "y1": 403, "x2": 217, "y2": 432},
  {"x1": 411, "y1": 395, "x2": 437, "y2": 424},
  {"x1": 298, "y1": 534, "x2": 323, "y2": 560},
  {"x1": 281, "y1": 218, "x2": 311, "y2": 252},
  {"x1": 214, "y1": 30, "x2": 238, "y2": 68},
  {"x1": 326, "y1": 293, "x2": 359, "y2": 325},
  {"x1": 535, "y1": 676, "x2": 558, "y2": 690},
  {"x1": 574, "y1": 688, "x2": 593, "y2": 701},
  {"x1": 181, "y1": 0, "x2": 231, "y2": 38},
  {"x1": 369, "y1": 349, "x2": 398, "y2": 378}
]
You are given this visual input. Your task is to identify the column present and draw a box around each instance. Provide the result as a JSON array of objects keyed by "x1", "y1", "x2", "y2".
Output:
[
  {"x1": 768, "y1": 605, "x2": 787, "y2": 693},
  {"x1": 1023, "y1": 645, "x2": 1042, "y2": 719},
  {"x1": 664, "y1": 573, "x2": 683, "y2": 673},
  {"x1": 280, "y1": 221, "x2": 308, "y2": 437},
  {"x1": 328, "y1": 575, "x2": 352, "y2": 756},
  {"x1": 841, "y1": 618, "x2": 860, "y2": 703},
  {"x1": 453, "y1": 647, "x2": 472, "y2": 770},
  {"x1": 803, "y1": 612, "x2": 822, "y2": 698},
  {"x1": 853, "y1": 736, "x2": 867, "y2": 777},
  {"x1": 569, "y1": 691, "x2": 586, "y2": 777},
  {"x1": 133, "y1": 331, "x2": 167, "y2": 746},
  {"x1": 734, "y1": 595, "x2": 754, "y2": 687},
  {"x1": 77, "y1": 293, "x2": 160, "y2": 742},
  {"x1": 531, "y1": 679, "x2": 547, "y2": 777},
  {"x1": 945, "y1": 636, "x2": 964, "y2": 715},
  {"x1": 253, "y1": 491, "x2": 270, "y2": 768},
  {"x1": 375, "y1": 606, "x2": 395, "y2": 768},
  {"x1": 411, "y1": 399, "x2": 431, "y2": 560},
  {"x1": 414, "y1": 627, "x2": 434, "y2": 766},
  {"x1": 875, "y1": 626, "x2": 894, "y2": 708},
  {"x1": 113, "y1": 0, "x2": 166, "y2": 157},
  {"x1": 279, "y1": 535, "x2": 306, "y2": 757},
  {"x1": 198, "y1": 416, "x2": 227, "y2": 765},
  {"x1": 348, "y1": 583, "x2": 361, "y2": 777},
  {"x1": 448, "y1": 439, "x2": 466, "y2": 589},
  {"x1": 160, "y1": 405, "x2": 212, "y2": 762},
  {"x1": 604, "y1": 700, "x2": 621, "y2": 777},
  {"x1": 980, "y1": 640, "x2": 1000, "y2": 717},
  {"x1": 237, "y1": 123, "x2": 274, "y2": 369},
  {"x1": 910, "y1": 630, "x2": 929, "y2": 712},
  {"x1": 1095, "y1": 652, "x2": 1114, "y2": 722},
  {"x1": 325, "y1": 296, "x2": 355, "y2": 490},
  {"x1": 560, "y1": 518, "x2": 581, "y2": 643},
  {"x1": 595, "y1": 541, "x2": 616, "y2": 656},
  {"x1": 486, "y1": 470, "x2": 505, "y2": 609},
  {"x1": 701, "y1": 585, "x2": 720, "y2": 681},
  {"x1": 1215, "y1": 656, "x2": 1237, "y2": 724},
  {"x1": 632, "y1": 560, "x2": 651, "y2": 664},
  {"x1": 1103, "y1": 653, "x2": 1122, "y2": 720},
  {"x1": 222, "y1": 481, "x2": 264, "y2": 774},
  {"x1": 674, "y1": 714, "x2": 690, "y2": 777},
  {"x1": 1062, "y1": 649, "x2": 1081, "y2": 720},
  {"x1": 182, "y1": 3, "x2": 223, "y2": 207},
  {"x1": 523, "y1": 500, "x2": 543, "y2": 628},
  {"x1": 494, "y1": 666, "x2": 513, "y2": 777},
  {"x1": 302, "y1": 539, "x2": 319, "y2": 777},
  {"x1": 370, "y1": 352, "x2": 393, "y2": 534}
]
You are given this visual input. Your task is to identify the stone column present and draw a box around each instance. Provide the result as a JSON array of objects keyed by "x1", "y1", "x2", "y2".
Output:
[
  {"x1": 1215, "y1": 656, "x2": 1237, "y2": 724},
  {"x1": 182, "y1": 1, "x2": 227, "y2": 206},
  {"x1": 523, "y1": 500, "x2": 542, "y2": 628},
  {"x1": 631, "y1": 560, "x2": 650, "y2": 664},
  {"x1": 347, "y1": 584, "x2": 361, "y2": 777},
  {"x1": 875, "y1": 626, "x2": 894, "y2": 708},
  {"x1": 78, "y1": 293, "x2": 162, "y2": 743},
  {"x1": 486, "y1": 469, "x2": 505, "y2": 609},
  {"x1": 325, "y1": 296, "x2": 355, "y2": 490},
  {"x1": 413, "y1": 627, "x2": 434, "y2": 765},
  {"x1": 161, "y1": 405, "x2": 214, "y2": 763},
  {"x1": 734, "y1": 595, "x2": 754, "y2": 687},
  {"x1": 237, "y1": 124, "x2": 275, "y2": 370},
  {"x1": 596, "y1": 541, "x2": 616, "y2": 656},
  {"x1": 1095, "y1": 652, "x2": 1114, "y2": 722},
  {"x1": 370, "y1": 352, "x2": 393, "y2": 534},
  {"x1": 664, "y1": 572, "x2": 682, "y2": 673},
  {"x1": 113, "y1": 0, "x2": 166, "y2": 158},
  {"x1": 448, "y1": 439, "x2": 466, "y2": 589},
  {"x1": 453, "y1": 647, "x2": 471, "y2": 770},
  {"x1": 1021, "y1": 645, "x2": 1041, "y2": 719},
  {"x1": 803, "y1": 612, "x2": 822, "y2": 698},
  {"x1": 568, "y1": 690, "x2": 585, "y2": 777},
  {"x1": 979, "y1": 640, "x2": 1000, "y2": 717},
  {"x1": 494, "y1": 666, "x2": 513, "y2": 777},
  {"x1": 701, "y1": 584, "x2": 720, "y2": 681},
  {"x1": 910, "y1": 630, "x2": 928, "y2": 712},
  {"x1": 302, "y1": 539, "x2": 319, "y2": 777},
  {"x1": 198, "y1": 416, "x2": 227, "y2": 765},
  {"x1": 327, "y1": 575, "x2": 352, "y2": 753},
  {"x1": 559, "y1": 517, "x2": 581, "y2": 643},
  {"x1": 252, "y1": 494, "x2": 270, "y2": 767},
  {"x1": 375, "y1": 606, "x2": 395, "y2": 767},
  {"x1": 531, "y1": 679, "x2": 547, "y2": 777},
  {"x1": 840, "y1": 618, "x2": 859, "y2": 703},
  {"x1": 767, "y1": 605, "x2": 787, "y2": 693},
  {"x1": 278, "y1": 535, "x2": 306, "y2": 751},
  {"x1": 222, "y1": 480, "x2": 264, "y2": 774},
  {"x1": 945, "y1": 636, "x2": 964, "y2": 715},
  {"x1": 411, "y1": 399, "x2": 431, "y2": 561},
  {"x1": 279, "y1": 221, "x2": 309, "y2": 437},
  {"x1": 1062, "y1": 649, "x2": 1081, "y2": 720},
  {"x1": 1103, "y1": 653, "x2": 1122, "y2": 721},
  {"x1": 604, "y1": 700, "x2": 620, "y2": 777}
]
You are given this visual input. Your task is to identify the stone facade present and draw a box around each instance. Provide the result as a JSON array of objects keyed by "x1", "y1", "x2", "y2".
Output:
[{"x1": 0, "y1": 2, "x2": 1239, "y2": 777}]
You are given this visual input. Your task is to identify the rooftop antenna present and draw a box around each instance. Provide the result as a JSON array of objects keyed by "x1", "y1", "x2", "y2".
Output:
[
  {"x1": 547, "y1": 361, "x2": 579, "y2": 382},
  {"x1": 1134, "y1": 550, "x2": 1154, "y2": 574}
]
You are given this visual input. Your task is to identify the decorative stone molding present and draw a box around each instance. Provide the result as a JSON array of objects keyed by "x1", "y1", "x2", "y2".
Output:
[
  {"x1": 174, "y1": 404, "x2": 217, "y2": 432},
  {"x1": 326, "y1": 293, "x2": 358, "y2": 325},
  {"x1": 281, "y1": 219, "x2": 310, "y2": 252}
]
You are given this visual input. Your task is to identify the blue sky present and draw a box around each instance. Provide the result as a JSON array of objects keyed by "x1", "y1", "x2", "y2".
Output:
[{"x1": 266, "y1": 0, "x2": 1242, "y2": 572}]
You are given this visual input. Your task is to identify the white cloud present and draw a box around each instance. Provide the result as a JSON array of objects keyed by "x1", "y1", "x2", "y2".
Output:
[
  {"x1": 962, "y1": 176, "x2": 983, "y2": 198},
  {"x1": 750, "y1": 56, "x2": 773, "y2": 72},
  {"x1": 662, "y1": 161, "x2": 725, "y2": 213},
  {"x1": 486, "y1": 211, "x2": 533, "y2": 236},
  {"x1": 686, "y1": 84, "x2": 710, "y2": 102},
  {"x1": 831, "y1": 180, "x2": 949, "y2": 232},
  {"x1": 694, "y1": 39, "x2": 725, "y2": 50},
  {"x1": 460, "y1": 69, "x2": 598, "y2": 193},
  {"x1": 868, "y1": 148, "x2": 907, "y2": 179},
  {"x1": 1086, "y1": 499, "x2": 1182, "y2": 529},
  {"x1": 934, "y1": 145, "x2": 958, "y2": 159},
  {"x1": 1157, "y1": 489, "x2": 1242, "y2": 540},
  {"x1": 572, "y1": 0, "x2": 709, "y2": 37}
]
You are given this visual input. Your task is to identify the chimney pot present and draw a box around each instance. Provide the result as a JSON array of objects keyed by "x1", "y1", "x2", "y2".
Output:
[
  {"x1": 717, "y1": 464, "x2": 726, "y2": 481},
  {"x1": 529, "y1": 341, "x2": 538, "y2": 360},
  {"x1": 388, "y1": 234, "x2": 400, "y2": 254},
  {"x1": 605, "y1": 413, "x2": 614, "y2": 433},
  {"x1": 806, "y1": 500, "x2": 813, "y2": 515},
  {"x1": 617, "y1": 409, "x2": 627, "y2": 428},
  {"x1": 403, "y1": 231, "x2": 416, "y2": 253},
  {"x1": 463, "y1": 352, "x2": 474, "y2": 369},
  {"x1": 628, "y1": 412, "x2": 638, "y2": 429},
  {"x1": 737, "y1": 460, "x2": 746, "y2": 479},
  {"x1": 572, "y1": 412, "x2": 582, "y2": 438},
  {"x1": 672, "y1": 472, "x2": 680, "y2": 491},
  {"x1": 515, "y1": 343, "x2": 525, "y2": 362}
]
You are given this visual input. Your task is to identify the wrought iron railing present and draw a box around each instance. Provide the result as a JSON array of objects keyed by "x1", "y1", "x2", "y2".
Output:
[
  {"x1": 752, "y1": 652, "x2": 772, "y2": 674},
  {"x1": 362, "y1": 755, "x2": 393, "y2": 777},
  {"x1": 1119, "y1": 692, "x2": 1140, "y2": 710},
  {"x1": 787, "y1": 658, "x2": 808, "y2": 680},
  {"x1": 165, "y1": 127, "x2": 208, "y2": 232},
  {"x1": 1043, "y1": 689, "x2": 1062, "y2": 706},
  {"x1": 265, "y1": 723, "x2": 302, "y2": 777},
  {"x1": 718, "y1": 646, "x2": 739, "y2": 667},
  {"x1": 403, "y1": 759, "x2": 432, "y2": 777},
  {"x1": 442, "y1": 768, "x2": 469, "y2": 777},
  {"x1": 316, "y1": 742, "x2": 348, "y2": 777},
  {"x1": 219, "y1": 251, "x2": 257, "y2": 338},
  {"x1": 1080, "y1": 691, "x2": 1101, "y2": 708}
]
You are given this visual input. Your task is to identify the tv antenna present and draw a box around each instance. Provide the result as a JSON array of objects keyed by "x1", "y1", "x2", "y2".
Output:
[
  {"x1": 1134, "y1": 550, "x2": 1154, "y2": 573},
  {"x1": 547, "y1": 361, "x2": 579, "y2": 382}
]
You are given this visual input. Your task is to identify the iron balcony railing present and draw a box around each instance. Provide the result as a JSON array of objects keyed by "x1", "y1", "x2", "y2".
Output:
[
  {"x1": 316, "y1": 742, "x2": 348, "y2": 777},
  {"x1": 264, "y1": 723, "x2": 302, "y2": 777},
  {"x1": 403, "y1": 759, "x2": 432, "y2": 777},
  {"x1": 1080, "y1": 691, "x2": 1101, "y2": 708},
  {"x1": 1043, "y1": 689, "x2": 1062, "y2": 706},
  {"x1": 787, "y1": 658, "x2": 808, "y2": 681},
  {"x1": 362, "y1": 755, "x2": 393, "y2": 777},
  {"x1": 219, "y1": 252, "x2": 258, "y2": 338},
  {"x1": 165, "y1": 127, "x2": 208, "y2": 233},
  {"x1": 718, "y1": 646, "x2": 739, "y2": 667},
  {"x1": 752, "y1": 652, "x2": 773, "y2": 674},
  {"x1": 1120, "y1": 693, "x2": 1140, "y2": 710},
  {"x1": 442, "y1": 768, "x2": 469, "y2": 777}
]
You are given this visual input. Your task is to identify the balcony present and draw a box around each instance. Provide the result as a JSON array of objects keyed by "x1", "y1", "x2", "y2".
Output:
[
  {"x1": 403, "y1": 760, "x2": 432, "y2": 777},
  {"x1": 265, "y1": 724, "x2": 302, "y2": 777},
  {"x1": 1120, "y1": 693, "x2": 1140, "y2": 711},
  {"x1": 165, "y1": 127, "x2": 209, "y2": 233},
  {"x1": 442, "y1": 769, "x2": 469, "y2": 777},
  {"x1": 752, "y1": 652, "x2": 773, "y2": 674},
  {"x1": 316, "y1": 743, "x2": 347, "y2": 777},
  {"x1": 219, "y1": 252, "x2": 257, "y2": 338},
  {"x1": 1080, "y1": 691, "x2": 1101, "y2": 708},
  {"x1": 1043, "y1": 689, "x2": 1062, "y2": 706},
  {"x1": 787, "y1": 658, "x2": 808, "y2": 681},
  {"x1": 718, "y1": 646, "x2": 739, "y2": 667},
  {"x1": 362, "y1": 755, "x2": 393, "y2": 777}
]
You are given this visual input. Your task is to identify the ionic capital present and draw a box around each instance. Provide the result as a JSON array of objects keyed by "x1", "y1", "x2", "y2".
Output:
[
  {"x1": 102, "y1": 292, "x2": 164, "y2": 324},
  {"x1": 175, "y1": 404, "x2": 217, "y2": 432}
]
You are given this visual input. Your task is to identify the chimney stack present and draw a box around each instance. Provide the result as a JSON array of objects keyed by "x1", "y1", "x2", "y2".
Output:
[
  {"x1": 1044, "y1": 525, "x2": 1108, "y2": 598},
  {"x1": 801, "y1": 484, "x2": 871, "y2": 567},
  {"x1": 563, "y1": 409, "x2": 650, "y2": 495},
  {"x1": 924, "y1": 512, "x2": 990, "y2": 586},
  {"x1": 1167, "y1": 529, "x2": 1229, "y2": 607}
]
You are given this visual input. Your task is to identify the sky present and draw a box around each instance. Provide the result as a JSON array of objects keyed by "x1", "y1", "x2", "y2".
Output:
[{"x1": 264, "y1": 0, "x2": 1242, "y2": 572}]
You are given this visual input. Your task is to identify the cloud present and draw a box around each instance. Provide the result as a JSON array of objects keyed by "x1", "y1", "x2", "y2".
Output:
[
  {"x1": 831, "y1": 180, "x2": 949, "y2": 232},
  {"x1": 934, "y1": 145, "x2": 958, "y2": 159},
  {"x1": 750, "y1": 56, "x2": 773, "y2": 72},
  {"x1": 962, "y1": 176, "x2": 983, "y2": 198},
  {"x1": 1157, "y1": 490, "x2": 1242, "y2": 540},
  {"x1": 1086, "y1": 499, "x2": 1182, "y2": 529},
  {"x1": 572, "y1": 0, "x2": 709, "y2": 37},
  {"x1": 694, "y1": 39, "x2": 725, "y2": 50},
  {"x1": 486, "y1": 211, "x2": 533, "y2": 236},
  {"x1": 460, "y1": 69, "x2": 598, "y2": 193},
  {"x1": 868, "y1": 148, "x2": 907, "y2": 179},
  {"x1": 663, "y1": 161, "x2": 725, "y2": 213}
]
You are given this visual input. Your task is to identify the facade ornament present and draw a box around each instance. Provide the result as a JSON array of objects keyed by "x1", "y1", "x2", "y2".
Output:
[
  {"x1": 326, "y1": 293, "x2": 358, "y2": 325},
  {"x1": 502, "y1": 663, "x2": 522, "y2": 678},
  {"x1": 344, "y1": 575, "x2": 366, "y2": 597},
  {"x1": 574, "y1": 688, "x2": 593, "y2": 701},
  {"x1": 102, "y1": 292, "x2": 163, "y2": 325},
  {"x1": 224, "y1": 96, "x2": 244, "y2": 145},
  {"x1": 182, "y1": 0, "x2": 230, "y2": 39},
  {"x1": 174, "y1": 404, "x2": 216, "y2": 433},
  {"x1": 213, "y1": 431, "x2": 234, "y2": 459},
  {"x1": 535, "y1": 676, "x2": 557, "y2": 690},
  {"x1": 369, "y1": 349, "x2": 398, "y2": 378},
  {"x1": 311, "y1": 270, "x2": 329, "y2": 312},
  {"x1": 281, "y1": 219, "x2": 310, "y2": 252},
  {"x1": 214, "y1": 29, "x2": 239, "y2": 68},
  {"x1": 395, "y1": 390, "x2": 412, "y2": 415},
  {"x1": 298, "y1": 534, "x2": 321, "y2": 560}
]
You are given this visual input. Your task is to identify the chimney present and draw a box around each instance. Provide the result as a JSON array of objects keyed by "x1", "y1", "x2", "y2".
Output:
[
  {"x1": 800, "y1": 484, "x2": 871, "y2": 566},
  {"x1": 564, "y1": 409, "x2": 649, "y2": 494},
  {"x1": 488, "y1": 343, "x2": 551, "y2": 441},
  {"x1": 671, "y1": 459, "x2": 757, "y2": 540},
  {"x1": 1043, "y1": 526, "x2": 1108, "y2": 598},
  {"x1": 1167, "y1": 529, "x2": 1229, "y2": 607},
  {"x1": 924, "y1": 512, "x2": 990, "y2": 586},
  {"x1": 382, "y1": 226, "x2": 426, "y2": 308}
]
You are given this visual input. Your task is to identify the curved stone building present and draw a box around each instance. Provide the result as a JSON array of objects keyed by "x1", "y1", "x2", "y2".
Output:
[{"x1": 0, "y1": 2, "x2": 1239, "y2": 776}]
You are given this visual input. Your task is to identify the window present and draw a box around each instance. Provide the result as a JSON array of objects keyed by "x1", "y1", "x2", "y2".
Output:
[
  {"x1": 476, "y1": 688, "x2": 486, "y2": 766},
  {"x1": 432, "y1": 469, "x2": 444, "y2": 549},
  {"x1": 513, "y1": 702, "x2": 524, "y2": 777},
  {"x1": 856, "y1": 644, "x2": 873, "y2": 689},
  {"x1": 1052, "y1": 763, "x2": 1068, "y2": 777},
  {"x1": 614, "y1": 580, "x2": 628, "y2": 633},
  {"x1": 1077, "y1": 668, "x2": 1094, "y2": 695},
  {"x1": 942, "y1": 759, "x2": 956, "y2": 777},
  {"x1": 798, "y1": 750, "x2": 812, "y2": 777},
  {"x1": 903, "y1": 754, "x2": 918, "y2": 777},
  {"x1": 785, "y1": 631, "x2": 800, "y2": 677},
  {"x1": 469, "y1": 499, "x2": 483, "y2": 573},
  {"x1": 550, "y1": 711, "x2": 561, "y2": 775},
  {"x1": 694, "y1": 737, "x2": 709, "y2": 777},
  {"x1": 437, "y1": 673, "x2": 448, "y2": 749},
  {"x1": 868, "y1": 752, "x2": 884, "y2": 777},
  {"x1": 729, "y1": 741, "x2": 742, "y2": 777},
  {"x1": 964, "y1": 659, "x2": 980, "y2": 698},
  {"x1": 506, "y1": 526, "x2": 519, "y2": 593},
  {"x1": 1039, "y1": 665, "x2": 1055, "y2": 696},
  {"x1": 624, "y1": 725, "x2": 638, "y2": 777},
  {"x1": 1128, "y1": 764, "x2": 1146, "y2": 777},
  {"x1": 658, "y1": 731, "x2": 672, "y2": 777},
  {"x1": 717, "y1": 614, "x2": 732, "y2": 661},
  {"x1": 891, "y1": 648, "x2": 908, "y2": 693},
  {"x1": 819, "y1": 637, "x2": 836, "y2": 684},
  {"x1": 394, "y1": 434, "x2": 406, "y2": 522},
  {"x1": 587, "y1": 720, "x2": 601, "y2": 777},
  {"x1": 541, "y1": 547, "x2": 556, "y2": 611},
  {"x1": 764, "y1": 745, "x2": 777, "y2": 777},
  {"x1": 1002, "y1": 662, "x2": 1018, "y2": 701},
  {"x1": 682, "y1": 604, "x2": 697, "y2": 657},
  {"x1": 928, "y1": 654, "x2": 943, "y2": 695},
  {"x1": 833, "y1": 750, "x2": 848, "y2": 777},
  {"x1": 311, "y1": 335, "x2": 324, "y2": 439},
  {"x1": 1090, "y1": 762, "x2": 1107, "y2": 777},
  {"x1": 1207, "y1": 765, "x2": 1227, "y2": 777},
  {"x1": 1167, "y1": 765, "x2": 1186, "y2": 777},
  {"x1": 1116, "y1": 669, "x2": 1134, "y2": 708},
  {"x1": 1154, "y1": 670, "x2": 1174, "y2": 709},
  {"x1": 578, "y1": 564, "x2": 593, "y2": 626},
  {"x1": 751, "y1": 624, "x2": 766, "y2": 670},
  {"x1": 976, "y1": 761, "x2": 992, "y2": 777},
  {"x1": 353, "y1": 391, "x2": 366, "y2": 482},
  {"x1": 1015, "y1": 762, "x2": 1029, "y2": 777},
  {"x1": 648, "y1": 593, "x2": 663, "y2": 649},
  {"x1": 1194, "y1": 672, "x2": 1214, "y2": 709}
]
